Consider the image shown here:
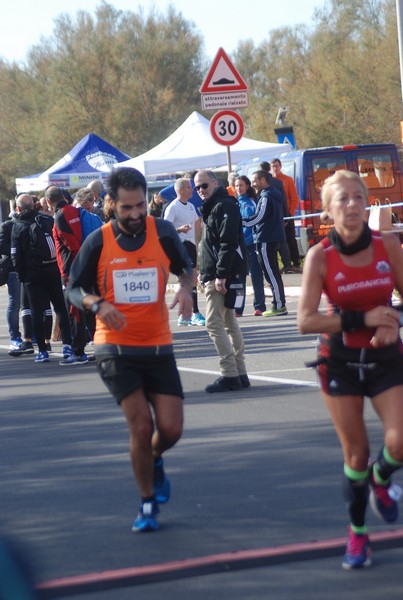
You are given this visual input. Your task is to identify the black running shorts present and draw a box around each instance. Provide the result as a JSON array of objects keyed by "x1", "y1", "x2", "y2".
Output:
[
  {"x1": 96, "y1": 353, "x2": 184, "y2": 404},
  {"x1": 317, "y1": 350, "x2": 403, "y2": 398}
]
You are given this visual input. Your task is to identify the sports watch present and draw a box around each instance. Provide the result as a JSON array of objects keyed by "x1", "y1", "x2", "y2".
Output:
[{"x1": 90, "y1": 298, "x2": 105, "y2": 314}]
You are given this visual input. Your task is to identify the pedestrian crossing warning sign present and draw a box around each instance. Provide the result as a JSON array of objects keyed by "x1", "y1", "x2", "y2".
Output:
[{"x1": 200, "y1": 48, "x2": 248, "y2": 94}]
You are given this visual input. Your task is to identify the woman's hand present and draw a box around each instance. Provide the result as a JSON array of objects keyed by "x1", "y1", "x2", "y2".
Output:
[
  {"x1": 366, "y1": 307, "x2": 400, "y2": 347},
  {"x1": 364, "y1": 306, "x2": 400, "y2": 329}
]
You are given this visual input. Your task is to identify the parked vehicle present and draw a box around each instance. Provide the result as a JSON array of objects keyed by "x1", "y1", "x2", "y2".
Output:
[{"x1": 236, "y1": 143, "x2": 403, "y2": 255}]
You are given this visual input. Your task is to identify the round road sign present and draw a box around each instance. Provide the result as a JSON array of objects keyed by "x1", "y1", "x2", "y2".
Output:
[{"x1": 210, "y1": 110, "x2": 244, "y2": 146}]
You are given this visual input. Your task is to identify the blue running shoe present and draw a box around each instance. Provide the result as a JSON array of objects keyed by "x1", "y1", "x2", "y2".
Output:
[
  {"x1": 8, "y1": 338, "x2": 23, "y2": 357},
  {"x1": 191, "y1": 312, "x2": 206, "y2": 326},
  {"x1": 178, "y1": 315, "x2": 192, "y2": 326},
  {"x1": 59, "y1": 353, "x2": 88, "y2": 366},
  {"x1": 62, "y1": 344, "x2": 74, "y2": 359},
  {"x1": 369, "y1": 463, "x2": 399, "y2": 523},
  {"x1": 132, "y1": 500, "x2": 159, "y2": 532},
  {"x1": 342, "y1": 526, "x2": 372, "y2": 570},
  {"x1": 153, "y1": 457, "x2": 171, "y2": 504},
  {"x1": 35, "y1": 351, "x2": 49, "y2": 363}
]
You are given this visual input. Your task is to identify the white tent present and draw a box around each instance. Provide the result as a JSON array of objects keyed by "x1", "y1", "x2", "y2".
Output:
[{"x1": 116, "y1": 111, "x2": 291, "y2": 176}]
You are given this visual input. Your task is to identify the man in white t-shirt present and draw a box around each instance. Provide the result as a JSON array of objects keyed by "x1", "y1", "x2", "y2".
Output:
[{"x1": 164, "y1": 178, "x2": 205, "y2": 326}]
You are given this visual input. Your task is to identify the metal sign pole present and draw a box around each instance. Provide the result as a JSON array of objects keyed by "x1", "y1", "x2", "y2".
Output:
[{"x1": 226, "y1": 146, "x2": 232, "y2": 174}]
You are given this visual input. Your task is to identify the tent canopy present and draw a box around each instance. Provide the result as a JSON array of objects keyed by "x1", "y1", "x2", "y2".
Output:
[
  {"x1": 116, "y1": 111, "x2": 291, "y2": 176},
  {"x1": 15, "y1": 133, "x2": 131, "y2": 193}
]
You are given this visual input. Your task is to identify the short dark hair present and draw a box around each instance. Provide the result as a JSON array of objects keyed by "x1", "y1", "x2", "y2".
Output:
[
  {"x1": 107, "y1": 167, "x2": 147, "y2": 200},
  {"x1": 259, "y1": 161, "x2": 270, "y2": 172},
  {"x1": 252, "y1": 170, "x2": 270, "y2": 183},
  {"x1": 272, "y1": 158, "x2": 282, "y2": 166},
  {"x1": 44, "y1": 186, "x2": 65, "y2": 204}
]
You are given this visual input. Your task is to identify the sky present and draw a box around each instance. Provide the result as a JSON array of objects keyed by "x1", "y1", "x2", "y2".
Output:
[{"x1": 0, "y1": 0, "x2": 326, "y2": 64}]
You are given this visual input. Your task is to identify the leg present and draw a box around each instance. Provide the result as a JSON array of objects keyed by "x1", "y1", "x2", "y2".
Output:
[
  {"x1": 323, "y1": 392, "x2": 369, "y2": 469},
  {"x1": 248, "y1": 245, "x2": 266, "y2": 312},
  {"x1": 120, "y1": 389, "x2": 156, "y2": 499},
  {"x1": 286, "y1": 219, "x2": 301, "y2": 268},
  {"x1": 279, "y1": 239, "x2": 291, "y2": 271},
  {"x1": 148, "y1": 393, "x2": 183, "y2": 459},
  {"x1": 323, "y1": 392, "x2": 372, "y2": 569},
  {"x1": 204, "y1": 280, "x2": 239, "y2": 378},
  {"x1": 6, "y1": 271, "x2": 21, "y2": 341},
  {"x1": 46, "y1": 272, "x2": 72, "y2": 346},
  {"x1": 223, "y1": 307, "x2": 247, "y2": 376},
  {"x1": 21, "y1": 285, "x2": 32, "y2": 341},
  {"x1": 44, "y1": 306, "x2": 53, "y2": 342},
  {"x1": 24, "y1": 280, "x2": 48, "y2": 352},
  {"x1": 368, "y1": 386, "x2": 403, "y2": 523},
  {"x1": 371, "y1": 385, "x2": 403, "y2": 465},
  {"x1": 258, "y1": 242, "x2": 286, "y2": 310}
]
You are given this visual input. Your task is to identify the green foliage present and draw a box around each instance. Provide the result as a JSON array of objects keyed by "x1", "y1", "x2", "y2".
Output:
[
  {"x1": 236, "y1": 0, "x2": 401, "y2": 149},
  {"x1": 0, "y1": 0, "x2": 402, "y2": 200}
]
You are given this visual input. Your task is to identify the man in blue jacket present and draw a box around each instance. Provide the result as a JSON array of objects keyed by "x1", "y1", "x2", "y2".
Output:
[{"x1": 243, "y1": 170, "x2": 287, "y2": 317}]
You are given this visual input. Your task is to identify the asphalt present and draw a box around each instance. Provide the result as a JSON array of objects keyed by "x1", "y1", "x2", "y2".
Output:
[{"x1": 1, "y1": 275, "x2": 403, "y2": 600}]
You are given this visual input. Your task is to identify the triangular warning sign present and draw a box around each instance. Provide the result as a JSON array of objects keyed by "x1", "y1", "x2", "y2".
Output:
[{"x1": 200, "y1": 48, "x2": 248, "y2": 94}]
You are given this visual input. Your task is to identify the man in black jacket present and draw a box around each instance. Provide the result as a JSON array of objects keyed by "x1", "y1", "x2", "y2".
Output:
[
  {"x1": 11, "y1": 194, "x2": 72, "y2": 363},
  {"x1": 0, "y1": 206, "x2": 26, "y2": 355},
  {"x1": 195, "y1": 169, "x2": 250, "y2": 393}
]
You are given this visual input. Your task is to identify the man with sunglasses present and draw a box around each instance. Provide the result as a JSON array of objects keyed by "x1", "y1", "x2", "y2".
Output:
[{"x1": 194, "y1": 170, "x2": 250, "y2": 393}]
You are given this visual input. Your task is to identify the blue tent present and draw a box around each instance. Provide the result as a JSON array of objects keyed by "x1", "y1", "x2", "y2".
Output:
[{"x1": 15, "y1": 133, "x2": 131, "y2": 193}]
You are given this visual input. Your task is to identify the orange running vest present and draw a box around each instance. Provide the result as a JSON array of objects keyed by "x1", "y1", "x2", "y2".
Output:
[{"x1": 94, "y1": 217, "x2": 172, "y2": 347}]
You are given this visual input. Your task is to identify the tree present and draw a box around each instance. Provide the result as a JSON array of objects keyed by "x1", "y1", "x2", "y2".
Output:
[{"x1": 0, "y1": 2, "x2": 205, "y2": 198}]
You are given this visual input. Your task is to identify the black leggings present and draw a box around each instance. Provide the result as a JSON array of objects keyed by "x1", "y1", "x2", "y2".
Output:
[{"x1": 24, "y1": 269, "x2": 71, "y2": 352}]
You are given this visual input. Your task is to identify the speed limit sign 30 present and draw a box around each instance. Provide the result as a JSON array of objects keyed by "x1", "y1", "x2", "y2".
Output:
[{"x1": 210, "y1": 110, "x2": 244, "y2": 146}]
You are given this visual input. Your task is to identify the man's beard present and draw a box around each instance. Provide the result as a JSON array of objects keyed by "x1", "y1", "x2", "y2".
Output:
[{"x1": 119, "y1": 214, "x2": 146, "y2": 235}]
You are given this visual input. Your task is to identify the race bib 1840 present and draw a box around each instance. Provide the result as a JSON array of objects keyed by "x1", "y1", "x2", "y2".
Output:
[{"x1": 113, "y1": 267, "x2": 158, "y2": 304}]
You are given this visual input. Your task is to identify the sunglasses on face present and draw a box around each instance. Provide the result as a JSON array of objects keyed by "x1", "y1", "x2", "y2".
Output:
[{"x1": 195, "y1": 183, "x2": 209, "y2": 191}]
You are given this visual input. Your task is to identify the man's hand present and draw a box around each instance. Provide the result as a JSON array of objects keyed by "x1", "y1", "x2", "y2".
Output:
[
  {"x1": 96, "y1": 302, "x2": 127, "y2": 331},
  {"x1": 215, "y1": 278, "x2": 227, "y2": 295},
  {"x1": 83, "y1": 294, "x2": 126, "y2": 331},
  {"x1": 169, "y1": 286, "x2": 192, "y2": 319},
  {"x1": 176, "y1": 224, "x2": 192, "y2": 234}
]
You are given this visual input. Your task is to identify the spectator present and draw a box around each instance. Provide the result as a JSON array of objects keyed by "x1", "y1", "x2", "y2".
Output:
[
  {"x1": 243, "y1": 170, "x2": 287, "y2": 317},
  {"x1": 226, "y1": 172, "x2": 237, "y2": 197},
  {"x1": 271, "y1": 158, "x2": 302, "y2": 273},
  {"x1": 87, "y1": 179, "x2": 105, "y2": 210},
  {"x1": 163, "y1": 178, "x2": 205, "y2": 326},
  {"x1": 148, "y1": 192, "x2": 165, "y2": 218},
  {"x1": 0, "y1": 203, "x2": 26, "y2": 355},
  {"x1": 160, "y1": 171, "x2": 203, "y2": 216},
  {"x1": 195, "y1": 169, "x2": 250, "y2": 393},
  {"x1": 11, "y1": 193, "x2": 72, "y2": 363},
  {"x1": 46, "y1": 186, "x2": 94, "y2": 365},
  {"x1": 259, "y1": 161, "x2": 291, "y2": 272},
  {"x1": 234, "y1": 176, "x2": 266, "y2": 316}
]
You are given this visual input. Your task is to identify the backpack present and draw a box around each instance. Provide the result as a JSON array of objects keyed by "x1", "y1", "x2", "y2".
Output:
[
  {"x1": 29, "y1": 214, "x2": 57, "y2": 264},
  {"x1": 78, "y1": 208, "x2": 103, "y2": 240}
]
